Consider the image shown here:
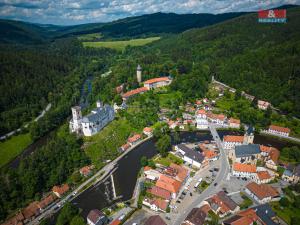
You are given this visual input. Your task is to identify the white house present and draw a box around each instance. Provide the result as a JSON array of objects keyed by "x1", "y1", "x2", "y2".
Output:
[
  {"x1": 142, "y1": 198, "x2": 168, "y2": 212},
  {"x1": 257, "y1": 100, "x2": 271, "y2": 110},
  {"x1": 207, "y1": 113, "x2": 226, "y2": 125},
  {"x1": 267, "y1": 125, "x2": 290, "y2": 137},
  {"x1": 175, "y1": 144, "x2": 204, "y2": 168},
  {"x1": 144, "y1": 167, "x2": 161, "y2": 181},
  {"x1": 232, "y1": 163, "x2": 257, "y2": 179},
  {"x1": 196, "y1": 109, "x2": 209, "y2": 129},
  {"x1": 223, "y1": 135, "x2": 244, "y2": 150},
  {"x1": 70, "y1": 101, "x2": 115, "y2": 137},
  {"x1": 228, "y1": 118, "x2": 241, "y2": 129},
  {"x1": 245, "y1": 182, "x2": 280, "y2": 204},
  {"x1": 143, "y1": 127, "x2": 153, "y2": 136},
  {"x1": 143, "y1": 77, "x2": 172, "y2": 90}
]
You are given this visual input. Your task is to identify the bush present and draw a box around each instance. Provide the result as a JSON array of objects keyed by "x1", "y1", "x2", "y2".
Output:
[{"x1": 279, "y1": 197, "x2": 290, "y2": 207}]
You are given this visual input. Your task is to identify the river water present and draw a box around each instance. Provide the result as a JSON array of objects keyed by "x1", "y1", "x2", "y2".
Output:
[{"x1": 71, "y1": 130, "x2": 300, "y2": 218}]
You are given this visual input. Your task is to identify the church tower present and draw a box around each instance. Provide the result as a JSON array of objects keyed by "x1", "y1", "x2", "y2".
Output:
[
  {"x1": 70, "y1": 106, "x2": 82, "y2": 134},
  {"x1": 137, "y1": 64, "x2": 142, "y2": 83}
]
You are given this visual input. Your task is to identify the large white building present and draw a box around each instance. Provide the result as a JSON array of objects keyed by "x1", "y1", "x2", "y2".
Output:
[
  {"x1": 70, "y1": 101, "x2": 115, "y2": 136},
  {"x1": 143, "y1": 77, "x2": 172, "y2": 90},
  {"x1": 196, "y1": 109, "x2": 209, "y2": 129}
]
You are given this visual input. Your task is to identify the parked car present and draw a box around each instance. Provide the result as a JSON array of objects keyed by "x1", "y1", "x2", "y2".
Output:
[
  {"x1": 176, "y1": 200, "x2": 181, "y2": 203},
  {"x1": 214, "y1": 182, "x2": 218, "y2": 186},
  {"x1": 190, "y1": 192, "x2": 193, "y2": 196}
]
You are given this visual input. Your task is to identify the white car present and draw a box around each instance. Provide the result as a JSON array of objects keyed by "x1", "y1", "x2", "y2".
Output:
[{"x1": 118, "y1": 214, "x2": 125, "y2": 220}]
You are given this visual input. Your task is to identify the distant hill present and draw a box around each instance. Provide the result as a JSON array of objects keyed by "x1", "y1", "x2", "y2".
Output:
[
  {"x1": 0, "y1": 12, "x2": 247, "y2": 44},
  {"x1": 57, "y1": 12, "x2": 246, "y2": 39}
]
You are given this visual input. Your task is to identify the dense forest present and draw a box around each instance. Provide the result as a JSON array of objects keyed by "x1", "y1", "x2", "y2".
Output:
[
  {"x1": 0, "y1": 5, "x2": 300, "y2": 224},
  {"x1": 0, "y1": 125, "x2": 90, "y2": 221}
]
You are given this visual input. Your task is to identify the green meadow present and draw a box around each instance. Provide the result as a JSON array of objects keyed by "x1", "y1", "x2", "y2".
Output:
[
  {"x1": 83, "y1": 37, "x2": 160, "y2": 51},
  {"x1": 0, "y1": 133, "x2": 32, "y2": 167}
]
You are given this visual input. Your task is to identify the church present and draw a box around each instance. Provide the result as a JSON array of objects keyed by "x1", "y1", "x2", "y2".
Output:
[{"x1": 69, "y1": 100, "x2": 115, "y2": 136}]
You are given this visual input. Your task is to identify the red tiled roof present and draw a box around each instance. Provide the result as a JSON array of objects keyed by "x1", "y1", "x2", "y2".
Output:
[
  {"x1": 208, "y1": 113, "x2": 226, "y2": 121},
  {"x1": 87, "y1": 209, "x2": 104, "y2": 224},
  {"x1": 110, "y1": 219, "x2": 121, "y2": 225},
  {"x1": 197, "y1": 109, "x2": 206, "y2": 115},
  {"x1": 37, "y1": 194, "x2": 56, "y2": 209},
  {"x1": 144, "y1": 166, "x2": 152, "y2": 171},
  {"x1": 223, "y1": 135, "x2": 244, "y2": 143},
  {"x1": 156, "y1": 175, "x2": 181, "y2": 194},
  {"x1": 52, "y1": 184, "x2": 69, "y2": 196},
  {"x1": 151, "y1": 198, "x2": 168, "y2": 211},
  {"x1": 121, "y1": 143, "x2": 130, "y2": 150},
  {"x1": 127, "y1": 134, "x2": 141, "y2": 143},
  {"x1": 2, "y1": 212, "x2": 24, "y2": 225},
  {"x1": 122, "y1": 87, "x2": 148, "y2": 98},
  {"x1": 233, "y1": 163, "x2": 256, "y2": 173},
  {"x1": 203, "y1": 150, "x2": 217, "y2": 159},
  {"x1": 169, "y1": 163, "x2": 189, "y2": 182},
  {"x1": 269, "y1": 125, "x2": 290, "y2": 133},
  {"x1": 147, "y1": 186, "x2": 171, "y2": 200},
  {"x1": 229, "y1": 118, "x2": 240, "y2": 124},
  {"x1": 143, "y1": 127, "x2": 153, "y2": 133},
  {"x1": 257, "y1": 171, "x2": 271, "y2": 180},
  {"x1": 80, "y1": 166, "x2": 92, "y2": 176},
  {"x1": 145, "y1": 215, "x2": 167, "y2": 225},
  {"x1": 246, "y1": 182, "x2": 279, "y2": 200},
  {"x1": 22, "y1": 202, "x2": 39, "y2": 220},
  {"x1": 144, "y1": 77, "x2": 170, "y2": 84}
]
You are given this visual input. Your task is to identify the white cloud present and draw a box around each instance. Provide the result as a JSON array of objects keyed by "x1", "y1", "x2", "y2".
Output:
[{"x1": 0, "y1": 0, "x2": 298, "y2": 25}]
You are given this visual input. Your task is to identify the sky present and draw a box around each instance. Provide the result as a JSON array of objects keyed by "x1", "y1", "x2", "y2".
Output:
[{"x1": 0, "y1": 0, "x2": 299, "y2": 25}]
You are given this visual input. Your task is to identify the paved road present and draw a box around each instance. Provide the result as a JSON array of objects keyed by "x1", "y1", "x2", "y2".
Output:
[
  {"x1": 171, "y1": 123, "x2": 230, "y2": 225},
  {"x1": 28, "y1": 136, "x2": 152, "y2": 225},
  {"x1": 0, "y1": 103, "x2": 52, "y2": 140},
  {"x1": 260, "y1": 130, "x2": 300, "y2": 143}
]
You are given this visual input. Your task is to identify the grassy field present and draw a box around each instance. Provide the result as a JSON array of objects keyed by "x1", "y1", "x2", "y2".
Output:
[
  {"x1": 83, "y1": 37, "x2": 160, "y2": 51},
  {"x1": 239, "y1": 192, "x2": 253, "y2": 209},
  {"x1": 84, "y1": 119, "x2": 138, "y2": 167},
  {"x1": 78, "y1": 33, "x2": 102, "y2": 41},
  {"x1": 0, "y1": 133, "x2": 32, "y2": 167},
  {"x1": 271, "y1": 201, "x2": 300, "y2": 224},
  {"x1": 154, "y1": 153, "x2": 183, "y2": 166},
  {"x1": 158, "y1": 91, "x2": 182, "y2": 108}
]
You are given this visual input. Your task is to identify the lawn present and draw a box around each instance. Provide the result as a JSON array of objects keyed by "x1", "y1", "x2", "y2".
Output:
[
  {"x1": 83, "y1": 37, "x2": 160, "y2": 51},
  {"x1": 0, "y1": 133, "x2": 32, "y2": 167},
  {"x1": 154, "y1": 153, "x2": 183, "y2": 166},
  {"x1": 84, "y1": 119, "x2": 138, "y2": 167},
  {"x1": 158, "y1": 91, "x2": 182, "y2": 108},
  {"x1": 239, "y1": 192, "x2": 253, "y2": 209}
]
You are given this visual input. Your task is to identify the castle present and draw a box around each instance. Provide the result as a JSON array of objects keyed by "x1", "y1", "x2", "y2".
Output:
[{"x1": 69, "y1": 100, "x2": 115, "y2": 136}]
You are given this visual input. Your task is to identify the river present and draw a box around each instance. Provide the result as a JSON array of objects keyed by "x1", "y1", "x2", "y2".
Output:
[{"x1": 70, "y1": 130, "x2": 299, "y2": 219}]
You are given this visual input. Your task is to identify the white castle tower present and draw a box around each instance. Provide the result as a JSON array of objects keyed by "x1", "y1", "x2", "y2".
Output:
[
  {"x1": 70, "y1": 106, "x2": 82, "y2": 133},
  {"x1": 137, "y1": 64, "x2": 142, "y2": 83}
]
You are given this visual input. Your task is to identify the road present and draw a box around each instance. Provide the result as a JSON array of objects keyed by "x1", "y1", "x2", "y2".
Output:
[
  {"x1": 260, "y1": 130, "x2": 300, "y2": 143},
  {"x1": 28, "y1": 136, "x2": 152, "y2": 225},
  {"x1": 0, "y1": 103, "x2": 52, "y2": 140},
  {"x1": 171, "y1": 123, "x2": 230, "y2": 225}
]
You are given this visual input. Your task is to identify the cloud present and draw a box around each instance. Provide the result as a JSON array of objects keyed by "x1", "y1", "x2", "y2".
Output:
[{"x1": 0, "y1": 0, "x2": 298, "y2": 25}]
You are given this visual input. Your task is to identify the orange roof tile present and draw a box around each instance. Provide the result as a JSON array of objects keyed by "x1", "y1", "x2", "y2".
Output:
[
  {"x1": 37, "y1": 194, "x2": 56, "y2": 209},
  {"x1": 156, "y1": 175, "x2": 181, "y2": 194},
  {"x1": 223, "y1": 135, "x2": 244, "y2": 143},
  {"x1": 121, "y1": 143, "x2": 130, "y2": 150},
  {"x1": 127, "y1": 134, "x2": 141, "y2": 143},
  {"x1": 233, "y1": 163, "x2": 256, "y2": 173},
  {"x1": 208, "y1": 113, "x2": 226, "y2": 121},
  {"x1": 144, "y1": 166, "x2": 152, "y2": 171},
  {"x1": 269, "y1": 125, "x2": 290, "y2": 133},
  {"x1": 197, "y1": 109, "x2": 206, "y2": 115},
  {"x1": 52, "y1": 184, "x2": 69, "y2": 196},
  {"x1": 203, "y1": 150, "x2": 217, "y2": 159},
  {"x1": 147, "y1": 186, "x2": 171, "y2": 200},
  {"x1": 22, "y1": 202, "x2": 39, "y2": 220},
  {"x1": 110, "y1": 219, "x2": 121, "y2": 225},
  {"x1": 269, "y1": 148, "x2": 280, "y2": 164},
  {"x1": 246, "y1": 182, "x2": 279, "y2": 200},
  {"x1": 257, "y1": 171, "x2": 271, "y2": 180},
  {"x1": 229, "y1": 118, "x2": 240, "y2": 124},
  {"x1": 151, "y1": 198, "x2": 168, "y2": 211},
  {"x1": 144, "y1": 77, "x2": 170, "y2": 84},
  {"x1": 169, "y1": 163, "x2": 189, "y2": 182},
  {"x1": 143, "y1": 127, "x2": 153, "y2": 133},
  {"x1": 122, "y1": 87, "x2": 148, "y2": 98}
]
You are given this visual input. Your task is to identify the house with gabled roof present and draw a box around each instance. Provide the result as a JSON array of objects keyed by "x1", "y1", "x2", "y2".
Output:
[{"x1": 245, "y1": 182, "x2": 280, "y2": 204}]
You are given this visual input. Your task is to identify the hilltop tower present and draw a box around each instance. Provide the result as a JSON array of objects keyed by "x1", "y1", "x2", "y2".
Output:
[
  {"x1": 70, "y1": 106, "x2": 82, "y2": 134},
  {"x1": 137, "y1": 64, "x2": 142, "y2": 83},
  {"x1": 243, "y1": 125, "x2": 254, "y2": 144}
]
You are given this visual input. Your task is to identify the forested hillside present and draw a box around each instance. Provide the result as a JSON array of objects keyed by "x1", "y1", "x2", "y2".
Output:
[{"x1": 112, "y1": 7, "x2": 300, "y2": 116}]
